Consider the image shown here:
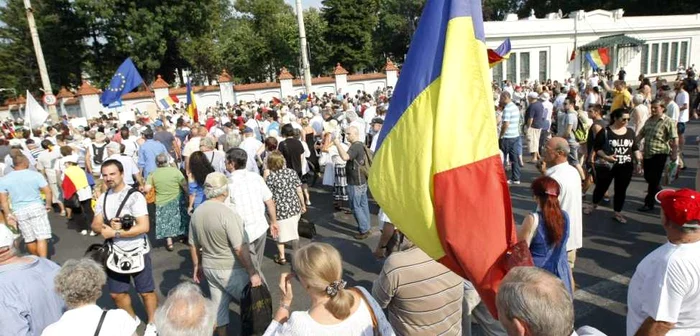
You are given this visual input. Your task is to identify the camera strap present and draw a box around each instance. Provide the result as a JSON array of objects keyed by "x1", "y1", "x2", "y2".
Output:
[{"x1": 102, "y1": 187, "x2": 139, "y2": 224}]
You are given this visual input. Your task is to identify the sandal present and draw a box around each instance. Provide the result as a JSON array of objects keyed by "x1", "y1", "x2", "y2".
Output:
[
  {"x1": 274, "y1": 255, "x2": 287, "y2": 265},
  {"x1": 613, "y1": 213, "x2": 627, "y2": 224},
  {"x1": 583, "y1": 204, "x2": 597, "y2": 215},
  {"x1": 166, "y1": 244, "x2": 174, "y2": 252}
]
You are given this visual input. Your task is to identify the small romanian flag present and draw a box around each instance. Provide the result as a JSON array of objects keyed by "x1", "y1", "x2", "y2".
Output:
[
  {"x1": 487, "y1": 38, "x2": 511, "y2": 68},
  {"x1": 369, "y1": 0, "x2": 521, "y2": 316},
  {"x1": 585, "y1": 48, "x2": 610, "y2": 70},
  {"x1": 158, "y1": 95, "x2": 180, "y2": 110},
  {"x1": 186, "y1": 80, "x2": 198, "y2": 123}
]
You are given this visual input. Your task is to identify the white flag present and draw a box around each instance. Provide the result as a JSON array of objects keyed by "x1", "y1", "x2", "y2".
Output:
[{"x1": 25, "y1": 90, "x2": 49, "y2": 129}]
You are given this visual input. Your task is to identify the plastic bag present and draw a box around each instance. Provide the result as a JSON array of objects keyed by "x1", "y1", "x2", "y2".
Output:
[
  {"x1": 241, "y1": 283, "x2": 273, "y2": 336},
  {"x1": 663, "y1": 159, "x2": 680, "y2": 186}
]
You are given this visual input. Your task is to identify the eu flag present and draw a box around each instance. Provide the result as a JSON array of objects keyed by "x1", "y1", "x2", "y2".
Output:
[{"x1": 100, "y1": 58, "x2": 144, "y2": 107}]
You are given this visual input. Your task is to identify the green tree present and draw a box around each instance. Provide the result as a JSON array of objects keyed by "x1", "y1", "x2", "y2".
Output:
[
  {"x1": 322, "y1": 0, "x2": 380, "y2": 73},
  {"x1": 0, "y1": 0, "x2": 87, "y2": 95},
  {"x1": 373, "y1": 0, "x2": 423, "y2": 66}
]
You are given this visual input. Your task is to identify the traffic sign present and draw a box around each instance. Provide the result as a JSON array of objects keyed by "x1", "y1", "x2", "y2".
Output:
[{"x1": 43, "y1": 94, "x2": 57, "y2": 106}]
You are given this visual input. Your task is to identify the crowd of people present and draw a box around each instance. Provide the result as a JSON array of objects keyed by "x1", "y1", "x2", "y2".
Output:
[{"x1": 0, "y1": 67, "x2": 698, "y2": 336}]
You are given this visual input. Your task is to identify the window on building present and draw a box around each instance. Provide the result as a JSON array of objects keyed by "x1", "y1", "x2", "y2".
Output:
[
  {"x1": 651, "y1": 44, "x2": 659, "y2": 74},
  {"x1": 506, "y1": 56, "x2": 517, "y2": 82},
  {"x1": 539, "y1": 51, "x2": 548, "y2": 83},
  {"x1": 680, "y1": 41, "x2": 689, "y2": 68},
  {"x1": 493, "y1": 62, "x2": 503, "y2": 82},
  {"x1": 671, "y1": 42, "x2": 679, "y2": 72},
  {"x1": 640, "y1": 44, "x2": 649, "y2": 75},
  {"x1": 519, "y1": 52, "x2": 530, "y2": 82},
  {"x1": 661, "y1": 43, "x2": 669, "y2": 73}
]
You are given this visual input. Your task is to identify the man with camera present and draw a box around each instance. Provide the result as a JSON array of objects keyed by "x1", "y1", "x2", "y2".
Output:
[{"x1": 91, "y1": 159, "x2": 158, "y2": 336}]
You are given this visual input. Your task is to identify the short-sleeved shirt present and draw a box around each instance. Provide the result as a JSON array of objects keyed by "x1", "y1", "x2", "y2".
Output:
[
  {"x1": 137, "y1": 140, "x2": 167, "y2": 178},
  {"x1": 611, "y1": 88, "x2": 632, "y2": 111},
  {"x1": 227, "y1": 169, "x2": 273, "y2": 242},
  {"x1": 189, "y1": 181, "x2": 206, "y2": 210},
  {"x1": 154, "y1": 131, "x2": 176, "y2": 157},
  {"x1": 557, "y1": 111, "x2": 579, "y2": 145},
  {"x1": 95, "y1": 187, "x2": 149, "y2": 250},
  {"x1": 0, "y1": 169, "x2": 48, "y2": 210},
  {"x1": 666, "y1": 101, "x2": 680, "y2": 122},
  {"x1": 639, "y1": 115, "x2": 678, "y2": 158},
  {"x1": 278, "y1": 138, "x2": 305, "y2": 178},
  {"x1": 675, "y1": 90, "x2": 690, "y2": 123},
  {"x1": 593, "y1": 127, "x2": 638, "y2": 166},
  {"x1": 501, "y1": 102, "x2": 521, "y2": 138},
  {"x1": 525, "y1": 101, "x2": 546, "y2": 129},
  {"x1": 626, "y1": 241, "x2": 700, "y2": 336},
  {"x1": 189, "y1": 200, "x2": 248, "y2": 270},
  {"x1": 146, "y1": 167, "x2": 184, "y2": 205},
  {"x1": 346, "y1": 141, "x2": 368, "y2": 186},
  {"x1": 266, "y1": 168, "x2": 302, "y2": 220}
]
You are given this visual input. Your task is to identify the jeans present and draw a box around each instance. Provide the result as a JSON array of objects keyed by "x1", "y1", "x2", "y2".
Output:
[
  {"x1": 643, "y1": 154, "x2": 668, "y2": 207},
  {"x1": 500, "y1": 137, "x2": 521, "y2": 181},
  {"x1": 347, "y1": 184, "x2": 371, "y2": 234}
]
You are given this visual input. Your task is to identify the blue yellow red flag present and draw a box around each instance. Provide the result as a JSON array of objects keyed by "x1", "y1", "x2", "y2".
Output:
[
  {"x1": 186, "y1": 80, "x2": 198, "y2": 123},
  {"x1": 487, "y1": 38, "x2": 511, "y2": 68},
  {"x1": 585, "y1": 48, "x2": 610, "y2": 70},
  {"x1": 369, "y1": 0, "x2": 520, "y2": 316}
]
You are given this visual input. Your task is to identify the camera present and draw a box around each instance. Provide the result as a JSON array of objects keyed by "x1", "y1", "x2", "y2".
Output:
[{"x1": 120, "y1": 214, "x2": 135, "y2": 231}]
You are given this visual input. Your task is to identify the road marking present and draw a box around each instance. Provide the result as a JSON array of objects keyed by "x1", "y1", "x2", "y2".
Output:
[{"x1": 574, "y1": 271, "x2": 633, "y2": 320}]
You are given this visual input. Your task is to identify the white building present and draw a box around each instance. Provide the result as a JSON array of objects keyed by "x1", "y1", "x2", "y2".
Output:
[{"x1": 486, "y1": 9, "x2": 700, "y2": 84}]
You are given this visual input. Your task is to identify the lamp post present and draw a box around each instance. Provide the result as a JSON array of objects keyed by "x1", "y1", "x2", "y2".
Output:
[
  {"x1": 295, "y1": 0, "x2": 313, "y2": 94},
  {"x1": 23, "y1": 0, "x2": 58, "y2": 122}
]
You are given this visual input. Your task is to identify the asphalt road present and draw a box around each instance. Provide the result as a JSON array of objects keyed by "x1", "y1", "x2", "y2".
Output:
[{"x1": 40, "y1": 121, "x2": 700, "y2": 336}]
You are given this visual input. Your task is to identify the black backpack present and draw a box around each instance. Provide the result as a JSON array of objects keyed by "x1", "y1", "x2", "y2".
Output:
[{"x1": 92, "y1": 144, "x2": 106, "y2": 165}]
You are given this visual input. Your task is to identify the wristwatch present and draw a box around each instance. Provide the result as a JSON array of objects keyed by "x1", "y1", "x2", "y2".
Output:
[{"x1": 279, "y1": 303, "x2": 291, "y2": 312}]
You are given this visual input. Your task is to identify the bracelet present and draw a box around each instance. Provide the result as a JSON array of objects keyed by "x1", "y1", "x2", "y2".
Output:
[{"x1": 279, "y1": 303, "x2": 291, "y2": 312}]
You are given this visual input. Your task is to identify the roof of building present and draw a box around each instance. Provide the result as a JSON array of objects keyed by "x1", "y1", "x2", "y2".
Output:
[
  {"x1": 234, "y1": 82, "x2": 281, "y2": 92},
  {"x1": 56, "y1": 87, "x2": 75, "y2": 99},
  {"x1": 334, "y1": 63, "x2": 349, "y2": 75},
  {"x1": 76, "y1": 81, "x2": 101, "y2": 96},
  {"x1": 122, "y1": 91, "x2": 155, "y2": 100},
  {"x1": 151, "y1": 75, "x2": 169, "y2": 89},
  {"x1": 348, "y1": 73, "x2": 387, "y2": 81},
  {"x1": 292, "y1": 77, "x2": 335, "y2": 86},
  {"x1": 579, "y1": 33, "x2": 646, "y2": 51},
  {"x1": 385, "y1": 59, "x2": 399, "y2": 71},
  {"x1": 278, "y1": 67, "x2": 294, "y2": 80},
  {"x1": 218, "y1": 69, "x2": 232, "y2": 83}
]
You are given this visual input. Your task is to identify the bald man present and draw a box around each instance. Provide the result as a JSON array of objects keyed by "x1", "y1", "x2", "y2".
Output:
[
  {"x1": 335, "y1": 126, "x2": 372, "y2": 239},
  {"x1": 542, "y1": 137, "x2": 582, "y2": 285},
  {"x1": 154, "y1": 282, "x2": 216, "y2": 336}
]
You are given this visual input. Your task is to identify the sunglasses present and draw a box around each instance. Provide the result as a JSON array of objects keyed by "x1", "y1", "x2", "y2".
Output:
[{"x1": 621, "y1": 118, "x2": 630, "y2": 121}]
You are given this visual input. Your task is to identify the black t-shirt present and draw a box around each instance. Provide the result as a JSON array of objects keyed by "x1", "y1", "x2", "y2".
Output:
[
  {"x1": 278, "y1": 138, "x2": 305, "y2": 177},
  {"x1": 684, "y1": 78, "x2": 698, "y2": 93},
  {"x1": 593, "y1": 126, "x2": 638, "y2": 166},
  {"x1": 154, "y1": 131, "x2": 175, "y2": 156},
  {"x1": 345, "y1": 141, "x2": 367, "y2": 185}
]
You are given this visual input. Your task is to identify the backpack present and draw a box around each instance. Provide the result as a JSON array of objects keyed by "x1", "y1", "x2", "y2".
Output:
[
  {"x1": 354, "y1": 142, "x2": 374, "y2": 180},
  {"x1": 573, "y1": 113, "x2": 589, "y2": 143},
  {"x1": 92, "y1": 144, "x2": 106, "y2": 165}
]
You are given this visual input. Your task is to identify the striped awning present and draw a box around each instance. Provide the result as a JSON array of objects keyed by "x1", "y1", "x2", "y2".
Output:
[{"x1": 579, "y1": 34, "x2": 645, "y2": 51}]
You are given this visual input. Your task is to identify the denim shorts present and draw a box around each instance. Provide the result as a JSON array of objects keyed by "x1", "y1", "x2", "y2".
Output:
[
  {"x1": 567, "y1": 143, "x2": 580, "y2": 166},
  {"x1": 106, "y1": 253, "x2": 155, "y2": 294},
  {"x1": 678, "y1": 122, "x2": 686, "y2": 135}
]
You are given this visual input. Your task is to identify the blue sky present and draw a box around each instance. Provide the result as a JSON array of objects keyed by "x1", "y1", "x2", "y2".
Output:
[{"x1": 284, "y1": 0, "x2": 323, "y2": 9}]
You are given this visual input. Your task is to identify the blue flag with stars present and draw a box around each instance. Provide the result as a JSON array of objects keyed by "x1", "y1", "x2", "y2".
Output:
[{"x1": 100, "y1": 58, "x2": 143, "y2": 107}]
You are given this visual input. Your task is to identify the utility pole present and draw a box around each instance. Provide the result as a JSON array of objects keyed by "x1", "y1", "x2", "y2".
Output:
[
  {"x1": 24, "y1": 0, "x2": 58, "y2": 123},
  {"x1": 295, "y1": 0, "x2": 313, "y2": 94}
]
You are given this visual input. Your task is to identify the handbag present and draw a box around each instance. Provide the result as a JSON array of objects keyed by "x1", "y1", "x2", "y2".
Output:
[
  {"x1": 349, "y1": 287, "x2": 380, "y2": 336},
  {"x1": 298, "y1": 216, "x2": 316, "y2": 239},
  {"x1": 241, "y1": 283, "x2": 273, "y2": 336},
  {"x1": 145, "y1": 185, "x2": 156, "y2": 204},
  {"x1": 65, "y1": 193, "x2": 81, "y2": 209},
  {"x1": 594, "y1": 127, "x2": 614, "y2": 170}
]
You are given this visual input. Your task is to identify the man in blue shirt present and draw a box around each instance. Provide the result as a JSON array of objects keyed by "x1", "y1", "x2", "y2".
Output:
[
  {"x1": 0, "y1": 224, "x2": 64, "y2": 336},
  {"x1": 525, "y1": 92, "x2": 547, "y2": 163},
  {"x1": 0, "y1": 152, "x2": 52, "y2": 257},
  {"x1": 499, "y1": 91, "x2": 522, "y2": 184},
  {"x1": 137, "y1": 127, "x2": 167, "y2": 179}
]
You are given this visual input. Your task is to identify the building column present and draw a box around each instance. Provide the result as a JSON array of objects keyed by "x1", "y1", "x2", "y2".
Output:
[
  {"x1": 334, "y1": 63, "x2": 348, "y2": 96},
  {"x1": 279, "y1": 67, "x2": 294, "y2": 98},
  {"x1": 385, "y1": 59, "x2": 399, "y2": 89},
  {"x1": 151, "y1": 75, "x2": 170, "y2": 105},
  {"x1": 76, "y1": 81, "x2": 102, "y2": 119},
  {"x1": 218, "y1": 69, "x2": 234, "y2": 105}
]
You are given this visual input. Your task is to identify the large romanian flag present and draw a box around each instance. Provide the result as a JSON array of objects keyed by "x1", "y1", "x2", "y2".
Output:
[
  {"x1": 369, "y1": 0, "x2": 518, "y2": 315},
  {"x1": 487, "y1": 38, "x2": 511, "y2": 68},
  {"x1": 585, "y1": 48, "x2": 610, "y2": 70},
  {"x1": 186, "y1": 79, "x2": 198, "y2": 123}
]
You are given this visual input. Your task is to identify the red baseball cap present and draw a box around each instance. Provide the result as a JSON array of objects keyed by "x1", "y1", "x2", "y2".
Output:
[{"x1": 655, "y1": 189, "x2": 700, "y2": 228}]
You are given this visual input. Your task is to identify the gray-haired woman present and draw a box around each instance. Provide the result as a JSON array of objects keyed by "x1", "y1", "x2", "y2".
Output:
[
  {"x1": 42, "y1": 258, "x2": 139, "y2": 336},
  {"x1": 144, "y1": 153, "x2": 189, "y2": 251}
]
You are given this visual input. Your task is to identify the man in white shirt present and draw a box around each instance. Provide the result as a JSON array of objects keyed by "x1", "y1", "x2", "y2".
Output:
[
  {"x1": 665, "y1": 90, "x2": 680, "y2": 122},
  {"x1": 238, "y1": 127, "x2": 263, "y2": 174},
  {"x1": 362, "y1": 101, "x2": 377, "y2": 134},
  {"x1": 540, "y1": 92, "x2": 554, "y2": 129},
  {"x1": 224, "y1": 148, "x2": 278, "y2": 282},
  {"x1": 675, "y1": 82, "x2": 690, "y2": 168},
  {"x1": 310, "y1": 109, "x2": 325, "y2": 136},
  {"x1": 589, "y1": 72, "x2": 600, "y2": 89},
  {"x1": 105, "y1": 142, "x2": 143, "y2": 188},
  {"x1": 182, "y1": 126, "x2": 202, "y2": 175},
  {"x1": 542, "y1": 137, "x2": 582, "y2": 283},
  {"x1": 627, "y1": 188, "x2": 700, "y2": 336}
]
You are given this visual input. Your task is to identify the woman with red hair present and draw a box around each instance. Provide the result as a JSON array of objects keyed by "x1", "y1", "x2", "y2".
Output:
[{"x1": 517, "y1": 176, "x2": 573, "y2": 294}]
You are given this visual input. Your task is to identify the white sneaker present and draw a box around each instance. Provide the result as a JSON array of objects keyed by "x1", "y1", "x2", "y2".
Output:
[
  {"x1": 306, "y1": 200, "x2": 311, "y2": 206},
  {"x1": 89, "y1": 230, "x2": 97, "y2": 237},
  {"x1": 80, "y1": 230, "x2": 88, "y2": 236},
  {"x1": 144, "y1": 323, "x2": 157, "y2": 336}
]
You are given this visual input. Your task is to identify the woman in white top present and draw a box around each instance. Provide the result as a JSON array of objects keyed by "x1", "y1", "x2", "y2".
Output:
[
  {"x1": 629, "y1": 94, "x2": 649, "y2": 136},
  {"x1": 264, "y1": 243, "x2": 395, "y2": 336},
  {"x1": 42, "y1": 258, "x2": 138, "y2": 336}
]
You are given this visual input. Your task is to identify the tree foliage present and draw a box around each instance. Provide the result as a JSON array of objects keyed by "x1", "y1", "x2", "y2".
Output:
[{"x1": 322, "y1": 0, "x2": 379, "y2": 73}]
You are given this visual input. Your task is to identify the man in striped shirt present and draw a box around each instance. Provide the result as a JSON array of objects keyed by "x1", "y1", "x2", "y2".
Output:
[
  {"x1": 372, "y1": 234, "x2": 463, "y2": 336},
  {"x1": 499, "y1": 91, "x2": 522, "y2": 184}
]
